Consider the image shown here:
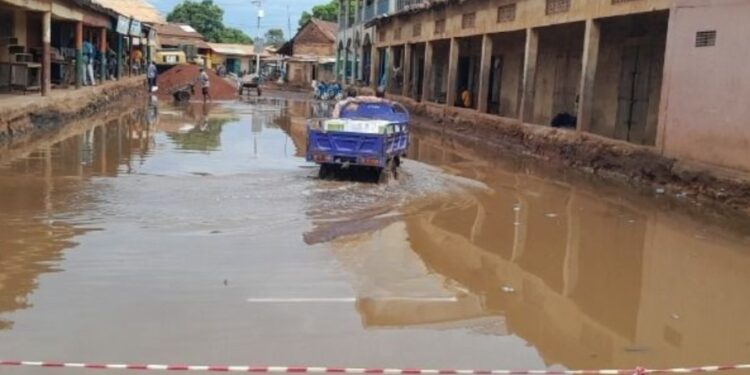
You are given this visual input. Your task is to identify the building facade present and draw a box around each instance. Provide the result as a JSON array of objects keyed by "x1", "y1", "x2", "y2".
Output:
[
  {"x1": 368, "y1": 0, "x2": 750, "y2": 174},
  {"x1": 0, "y1": 0, "x2": 159, "y2": 97},
  {"x1": 337, "y1": 0, "x2": 425, "y2": 85},
  {"x1": 278, "y1": 18, "x2": 338, "y2": 85}
]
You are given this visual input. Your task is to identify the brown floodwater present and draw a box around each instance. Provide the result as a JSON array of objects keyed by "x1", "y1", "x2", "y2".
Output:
[{"x1": 0, "y1": 95, "x2": 749, "y2": 374}]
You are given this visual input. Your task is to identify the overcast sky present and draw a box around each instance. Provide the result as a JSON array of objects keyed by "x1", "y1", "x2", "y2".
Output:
[{"x1": 149, "y1": 0, "x2": 326, "y2": 40}]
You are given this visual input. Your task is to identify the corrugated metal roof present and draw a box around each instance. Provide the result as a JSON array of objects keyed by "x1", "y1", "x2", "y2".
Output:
[
  {"x1": 153, "y1": 23, "x2": 210, "y2": 49},
  {"x1": 208, "y1": 43, "x2": 267, "y2": 57},
  {"x1": 92, "y1": 0, "x2": 164, "y2": 23}
]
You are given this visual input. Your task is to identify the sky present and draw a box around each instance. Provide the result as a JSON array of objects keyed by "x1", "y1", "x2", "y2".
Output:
[{"x1": 149, "y1": 0, "x2": 326, "y2": 40}]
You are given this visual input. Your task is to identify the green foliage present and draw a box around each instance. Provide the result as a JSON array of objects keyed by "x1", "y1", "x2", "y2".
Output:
[
  {"x1": 264, "y1": 29, "x2": 285, "y2": 48},
  {"x1": 220, "y1": 27, "x2": 253, "y2": 44},
  {"x1": 298, "y1": 0, "x2": 339, "y2": 27},
  {"x1": 167, "y1": 0, "x2": 252, "y2": 44}
]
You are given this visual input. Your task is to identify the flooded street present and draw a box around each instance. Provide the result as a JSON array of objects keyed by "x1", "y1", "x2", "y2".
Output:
[{"x1": 1, "y1": 95, "x2": 750, "y2": 374}]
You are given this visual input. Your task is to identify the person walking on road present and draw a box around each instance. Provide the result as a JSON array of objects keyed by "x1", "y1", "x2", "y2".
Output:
[
  {"x1": 147, "y1": 61, "x2": 158, "y2": 92},
  {"x1": 198, "y1": 68, "x2": 211, "y2": 104}
]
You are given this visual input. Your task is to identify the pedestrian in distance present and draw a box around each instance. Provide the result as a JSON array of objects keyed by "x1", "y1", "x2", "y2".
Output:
[
  {"x1": 147, "y1": 61, "x2": 158, "y2": 92},
  {"x1": 198, "y1": 68, "x2": 211, "y2": 104},
  {"x1": 82, "y1": 37, "x2": 96, "y2": 86}
]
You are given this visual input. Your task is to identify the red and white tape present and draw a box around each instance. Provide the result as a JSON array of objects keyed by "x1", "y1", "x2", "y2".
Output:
[{"x1": 1, "y1": 361, "x2": 750, "y2": 374}]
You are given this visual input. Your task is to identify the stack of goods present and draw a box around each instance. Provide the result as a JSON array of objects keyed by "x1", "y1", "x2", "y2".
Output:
[{"x1": 322, "y1": 119, "x2": 393, "y2": 134}]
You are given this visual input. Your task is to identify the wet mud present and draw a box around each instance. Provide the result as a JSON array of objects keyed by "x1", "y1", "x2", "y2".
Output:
[{"x1": 391, "y1": 96, "x2": 750, "y2": 216}]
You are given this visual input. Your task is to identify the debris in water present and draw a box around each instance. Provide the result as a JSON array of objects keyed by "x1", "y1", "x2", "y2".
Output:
[
  {"x1": 655, "y1": 187, "x2": 666, "y2": 194},
  {"x1": 624, "y1": 346, "x2": 651, "y2": 353},
  {"x1": 501, "y1": 286, "x2": 515, "y2": 293},
  {"x1": 223, "y1": 279, "x2": 228, "y2": 286},
  {"x1": 671, "y1": 313, "x2": 680, "y2": 320},
  {"x1": 545, "y1": 213, "x2": 558, "y2": 218}
]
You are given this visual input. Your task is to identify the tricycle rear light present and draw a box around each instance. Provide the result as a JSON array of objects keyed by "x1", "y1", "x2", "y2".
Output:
[
  {"x1": 313, "y1": 154, "x2": 331, "y2": 163},
  {"x1": 360, "y1": 157, "x2": 380, "y2": 166}
]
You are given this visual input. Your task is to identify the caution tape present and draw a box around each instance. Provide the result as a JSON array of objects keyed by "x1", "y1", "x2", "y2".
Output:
[{"x1": 1, "y1": 361, "x2": 750, "y2": 374}]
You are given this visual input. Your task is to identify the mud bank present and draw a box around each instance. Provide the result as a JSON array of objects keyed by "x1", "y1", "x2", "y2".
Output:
[
  {"x1": 0, "y1": 77, "x2": 147, "y2": 146},
  {"x1": 0, "y1": 78, "x2": 148, "y2": 162},
  {"x1": 386, "y1": 94, "x2": 750, "y2": 215}
]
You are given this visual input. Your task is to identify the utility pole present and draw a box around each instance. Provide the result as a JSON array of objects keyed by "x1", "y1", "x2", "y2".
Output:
[
  {"x1": 286, "y1": 4, "x2": 292, "y2": 42},
  {"x1": 251, "y1": 0, "x2": 264, "y2": 75}
]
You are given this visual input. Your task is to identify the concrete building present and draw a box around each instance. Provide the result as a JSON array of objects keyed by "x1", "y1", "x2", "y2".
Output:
[
  {"x1": 368, "y1": 0, "x2": 750, "y2": 174},
  {"x1": 208, "y1": 43, "x2": 261, "y2": 75},
  {"x1": 336, "y1": 0, "x2": 418, "y2": 85},
  {"x1": 277, "y1": 18, "x2": 338, "y2": 85},
  {"x1": 0, "y1": 0, "x2": 159, "y2": 97},
  {"x1": 152, "y1": 23, "x2": 212, "y2": 67}
]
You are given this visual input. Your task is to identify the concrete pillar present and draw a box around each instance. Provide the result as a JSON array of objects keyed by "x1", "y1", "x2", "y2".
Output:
[
  {"x1": 421, "y1": 41, "x2": 433, "y2": 102},
  {"x1": 335, "y1": 48, "x2": 341, "y2": 81},
  {"x1": 577, "y1": 19, "x2": 600, "y2": 133},
  {"x1": 99, "y1": 28, "x2": 107, "y2": 82},
  {"x1": 477, "y1": 34, "x2": 493, "y2": 113},
  {"x1": 344, "y1": 48, "x2": 350, "y2": 83},
  {"x1": 446, "y1": 38, "x2": 459, "y2": 107},
  {"x1": 386, "y1": 46, "x2": 394, "y2": 91},
  {"x1": 127, "y1": 36, "x2": 132, "y2": 77},
  {"x1": 116, "y1": 34, "x2": 123, "y2": 80},
  {"x1": 520, "y1": 28, "x2": 539, "y2": 123},
  {"x1": 402, "y1": 43, "x2": 412, "y2": 97},
  {"x1": 75, "y1": 21, "x2": 83, "y2": 89},
  {"x1": 370, "y1": 46, "x2": 379, "y2": 90},
  {"x1": 41, "y1": 11, "x2": 51, "y2": 96}
]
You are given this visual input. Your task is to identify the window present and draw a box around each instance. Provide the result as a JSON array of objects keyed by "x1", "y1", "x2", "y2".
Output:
[
  {"x1": 497, "y1": 4, "x2": 516, "y2": 23},
  {"x1": 695, "y1": 30, "x2": 717, "y2": 47},
  {"x1": 394, "y1": 27, "x2": 402, "y2": 41},
  {"x1": 378, "y1": 30, "x2": 387, "y2": 42},
  {"x1": 0, "y1": 9, "x2": 13, "y2": 38},
  {"x1": 612, "y1": 0, "x2": 640, "y2": 3},
  {"x1": 546, "y1": 0, "x2": 570, "y2": 14},
  {"x1": 413, "y1": 23, "x2": 422, "y2": 37},
  {"x1": 434, "y1": 19, "x2": 446, "y2": 34},
  {"x1": 462, "y1": 12, "x2": 476, "y2": 29}
]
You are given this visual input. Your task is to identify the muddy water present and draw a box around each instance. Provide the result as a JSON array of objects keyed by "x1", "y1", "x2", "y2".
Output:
[{"x1": 0, "y1": 95, "x2": 749, "y2": 374}]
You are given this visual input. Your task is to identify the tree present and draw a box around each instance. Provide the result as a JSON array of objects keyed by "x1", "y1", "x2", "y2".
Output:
[
  {"x1": 167, "y1": 0, "x2": 252, "y2": 44},
  {"x1": 220, "y1": 27, "x2": 253, "y2": 44},
  {"x1": 298, "y1": 0, "x2": 338, "y2": 27},
  {"x1": 264, "y1": 29, "x2": 286, "y2": 48}
]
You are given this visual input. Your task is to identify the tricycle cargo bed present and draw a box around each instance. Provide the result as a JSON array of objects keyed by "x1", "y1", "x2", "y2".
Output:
[{"x1": 306, "y1": 99, "x2": 410, "y2": 171}]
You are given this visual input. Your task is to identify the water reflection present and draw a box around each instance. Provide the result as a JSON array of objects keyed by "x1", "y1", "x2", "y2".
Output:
[
  {"x1": 393, "y1": 128, "x2": 750, "y2": 369},
  {"x1": 1, "y1": 97, "x2": 749, "y2": 371},
  {"x1": 0, "y1": 103, "x2": 150, "y2": 330}
]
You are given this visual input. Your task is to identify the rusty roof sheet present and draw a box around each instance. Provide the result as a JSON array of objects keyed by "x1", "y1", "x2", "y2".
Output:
[
  {"x1": 92, "y1": 0, "x2": 164, "y2": 23},
  {"x1": 208, "y1": 43, "x2": 269, "y2": 57},
  {"x1": 153, "y1": 23, "x2": 210, "y2": 49},
  {"x1": 311, "y1": 18, "x2": 339, "y2": 42}
]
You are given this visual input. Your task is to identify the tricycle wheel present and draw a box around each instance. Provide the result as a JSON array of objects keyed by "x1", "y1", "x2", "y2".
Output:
[
  {"x1": 174, "y1": 90, "x2": 190, "y2": 102},
  {"x1": 377, "y1": 163, "x2": 394, "y2": 184},
  {"x1": 318, "y1": 164, "x2": 335, "y2": 180}
]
